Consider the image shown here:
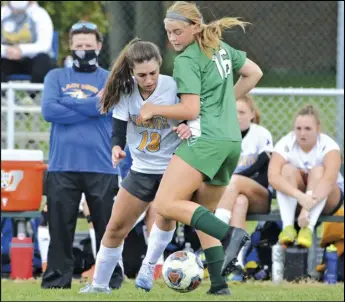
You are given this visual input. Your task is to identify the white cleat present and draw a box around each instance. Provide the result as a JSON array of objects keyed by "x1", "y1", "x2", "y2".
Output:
[
  {"x1": 135, "y1": 262, "x2": 155, "y2": 292},
  {"x1": 78, "y1": 283, "x2": 111, "y2": 294}
]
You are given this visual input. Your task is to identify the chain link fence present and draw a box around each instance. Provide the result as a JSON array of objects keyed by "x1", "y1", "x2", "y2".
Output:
[
  {"x1": 1, "y1": 1, "x2": 343, "y2": 161},
  {"x1": 1, "y1": 87, "x2": 343, "y2": 161},
  {"x1": 102, "y1": 1, "x2": 340, "y2": 88}
]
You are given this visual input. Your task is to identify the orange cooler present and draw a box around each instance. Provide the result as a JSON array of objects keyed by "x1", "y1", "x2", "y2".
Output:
[{"x1": 1, "y1": 149, "x2": 46, "y2": 211}]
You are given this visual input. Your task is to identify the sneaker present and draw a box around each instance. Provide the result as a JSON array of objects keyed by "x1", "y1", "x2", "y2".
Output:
[
  {"x1": 296, "y1": 227, "x2": 313, "y2": 248},
  {"x1": 135, "y1": 262, "x2": 155, "y2": 292},
  {"x1": 207, "y1": 284, "x2": 231, "y2": 296},
  {"x1": 109, "y1": 263, "x2": 124, "y2": 290},
  {"x1": 279, "y1": 225, "x2": 297, "y2": 246},
  {"x1": 79, "y1": 283, "x2": 111, "y2": 294},
  {"x1": 221, "y1": 227, "x2": 250, "y2": 276}
]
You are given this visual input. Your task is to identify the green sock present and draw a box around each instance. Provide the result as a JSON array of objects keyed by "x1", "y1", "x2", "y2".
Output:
[
  {"x1": 204, "y1": 246, "x2": 227, "y2": 289},
  {"x1": 191, "y1": 206, "x2": 230, "y2": 240}
]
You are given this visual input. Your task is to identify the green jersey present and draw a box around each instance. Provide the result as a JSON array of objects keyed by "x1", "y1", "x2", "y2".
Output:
[{"x1": 173, "y1": 41, "x2": 246, "y2": 141}]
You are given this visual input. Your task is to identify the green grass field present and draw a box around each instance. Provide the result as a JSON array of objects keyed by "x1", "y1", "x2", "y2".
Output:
[{"x1": 1, "y1": 278, "x2": 344, "y2": 301}]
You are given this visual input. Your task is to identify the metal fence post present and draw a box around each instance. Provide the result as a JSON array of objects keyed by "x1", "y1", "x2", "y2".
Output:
[
  {"x1": 6, "y1": 85, "x2": 15, "y2": 149},
  {"x1": 337, "y1": 1, "x2": 344, "y2": 175}
]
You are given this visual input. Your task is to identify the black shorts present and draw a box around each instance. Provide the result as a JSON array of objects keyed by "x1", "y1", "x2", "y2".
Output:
[
  {"x1": 249, "y1": 166, "x2": 269, "y2": 189},
  {"x1": 328, "y1": 188, "x2": 344, "y2": 216},
  {"x1": 121, "y1": 169, "x2": 163, "y2": 202}
]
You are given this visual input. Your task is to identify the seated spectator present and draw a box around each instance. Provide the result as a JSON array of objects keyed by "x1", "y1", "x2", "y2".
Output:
[
  {"x1": 1, "y1": 1, "x2": 55, "y2": 83},
  {"x1": 215, "y1": 94, "x2": 274, "y2": 280},
  {"x1": 268, "y1": 104, "x2": 344, "y2": 248}
]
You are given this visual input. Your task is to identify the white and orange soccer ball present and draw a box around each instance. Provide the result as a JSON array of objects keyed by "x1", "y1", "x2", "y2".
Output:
[{"x1": 162, "y1": 250, "x2": 204, "y2": 292}]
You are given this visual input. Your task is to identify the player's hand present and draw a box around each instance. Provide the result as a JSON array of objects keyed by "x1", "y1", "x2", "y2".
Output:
[
  {"x1": 139, "y1": 102, "x2": 154, "y2": 122},
  {"x1": 112, "y1": 146, "x2": 126, "y2": 168},
  {"x1": 173, "y1": 123, "x2": 192, "y2": 140},
  {"x1": 296, "y1": 192, "x2": 316, "y2": 211},
  {"x1": 6, "y1": 46, "x2": 22, "y2": 60},
  {"x1": 298, "y1": 208, "x2": 310, "y2": 228}
]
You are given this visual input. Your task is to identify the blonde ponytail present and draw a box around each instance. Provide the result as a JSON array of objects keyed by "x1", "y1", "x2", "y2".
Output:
[{"x1": 197, "y1": 18, "x2": 249, "y2": 58}]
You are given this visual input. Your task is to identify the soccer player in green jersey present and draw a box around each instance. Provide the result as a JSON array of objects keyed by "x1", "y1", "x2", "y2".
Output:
[{"x1": 138, "y1": 1, "x2": 263, "y2": 295}]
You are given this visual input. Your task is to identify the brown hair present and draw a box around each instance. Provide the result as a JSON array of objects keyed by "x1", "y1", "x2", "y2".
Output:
[
  {"x1": 237, "y1": 94, "x2": 261, "y2": 124},
  {"x1": 69, "y1": 22, "x2": 103, "y2": 43},
  {"x1": 295, "y1": 104, "x2": 321, "y2": 126},
  {"x1": 99, "y1": 38, "x2": 162, "y2": 114},
  {"x1": 165, "y1": 1, "x2": 250, "y2": 58}
]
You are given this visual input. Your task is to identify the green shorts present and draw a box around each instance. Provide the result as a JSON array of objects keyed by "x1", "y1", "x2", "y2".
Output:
[{"x1": 175, "y1": 137, "x2": 241, "y2": 186}]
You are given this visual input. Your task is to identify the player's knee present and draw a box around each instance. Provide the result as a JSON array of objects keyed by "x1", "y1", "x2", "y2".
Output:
[
  {"x1": 234, "y1": 194, "x2": 249, "y2": 208},
  {"x1": 224, "y1": 181, "x2": 239, "y2": 197},
  {"x1": 309, "y1": 166, "x2": 325, "y2": 182},
  {"x1": 281, "y1": 164, "x2": 299, "y2": 180},
  {"x1": 156, "y1": 214, "x2": 175, "y2": 230}
]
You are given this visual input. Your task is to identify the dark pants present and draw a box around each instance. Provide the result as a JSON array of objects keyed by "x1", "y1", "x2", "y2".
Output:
[
  {"x1": 1, "y1": 53, "x2": 55, "y2": 83},
  {"x1": 41, "y1": 172, "x2": 119, "y2": 289}
]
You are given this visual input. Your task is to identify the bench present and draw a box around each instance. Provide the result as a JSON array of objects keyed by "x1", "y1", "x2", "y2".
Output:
[
  {"x1": 2, "y1": 210, "x2": 343, "y2": 276},
  {"x1": 246, "y1": 212, "x2": 344, "y2": 276}
]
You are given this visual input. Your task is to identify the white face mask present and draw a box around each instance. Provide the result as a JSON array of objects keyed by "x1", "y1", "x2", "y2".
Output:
[{"x1": 10, "y1": 1, "x2": 29, "y2": 11}]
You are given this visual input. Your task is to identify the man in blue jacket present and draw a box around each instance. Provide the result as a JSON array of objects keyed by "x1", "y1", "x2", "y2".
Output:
[{"x1": 40, "y1": 21, "x2": 123, "y2": 289}]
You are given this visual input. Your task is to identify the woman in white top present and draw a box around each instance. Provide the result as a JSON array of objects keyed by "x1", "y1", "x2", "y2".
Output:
[
  {"x1": 215, "y1": 94, "x2": 274, "y2": 272},
  {"x1": 78, "y1": 38, "x2": 190, "y2": 294},
  {"x1": 268, "y1": 104, "x2": 344, "y2": 248}
]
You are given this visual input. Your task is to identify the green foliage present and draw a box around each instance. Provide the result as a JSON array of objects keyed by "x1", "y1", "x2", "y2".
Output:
[{"x1": 37, "y1": 1, "x2": 109, "y2": 64}]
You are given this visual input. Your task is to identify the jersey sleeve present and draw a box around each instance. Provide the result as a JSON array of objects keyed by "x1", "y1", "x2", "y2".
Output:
[
  {"x1": 228, "y1": 45, "x2": 247, "y2": 73},
  {"x1": 112, "y1": 95, "x2": 129, "y2": 121},
  {"x1": 173, "y1": 56, "x2": 201, "y2": 95},
  {"x1": 274, "y1": 135, "x2": 289, "y2": 161},
  {"x1": 258, "y1": 127, "x2": 274, "y2": 154},
  {"x1": 321, "y1": 135, "x2": 340, "y2": 156}
]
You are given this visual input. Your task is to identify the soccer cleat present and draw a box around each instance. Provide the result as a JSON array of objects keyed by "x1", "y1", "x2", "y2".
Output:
[
  {"x1": 109, "y1": 263, "x2": 125, "y2": 290},
  {"x1": 296, "y1": 227, "x2": 313, "y2": 248},
  {"x1": 78, "y1": 283, "x2": 111, "y2": 294},
  {"x1": 221, "y1": 226, "x2": 250, "y2": 276},
  {"x1": 207, "y1": 284, "x2": 231, "y2": 296},
  {"x1": 135, "y1": 262, "x2": 155, "y2": 292},
  {"x1": 279, "y1": 225, "x2": 297, "y2": 246}
]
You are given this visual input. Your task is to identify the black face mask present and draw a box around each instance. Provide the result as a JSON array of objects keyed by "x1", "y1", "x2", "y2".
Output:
[{"x1": 72, "y1": 50, "x2": 99, "y2": 72}]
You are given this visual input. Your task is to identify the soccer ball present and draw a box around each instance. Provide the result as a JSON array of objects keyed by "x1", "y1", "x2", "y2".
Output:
[{"x1": 162, "y1": 250, "x2": 204, "y2": 292}]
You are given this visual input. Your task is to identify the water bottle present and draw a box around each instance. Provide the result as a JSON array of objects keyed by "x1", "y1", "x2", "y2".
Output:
[
  {"x1": 175, "y1": 223, "x2": 185, "y2": 247},
  {"x1": 272, "y1": 243, "x2": 285, "y2": 283},
  {"x1": 254, "y1": 265, "x2": 269, "y2": 280},
  {"x1": 324, "y1": 244, "x2": 338, "y2": 284},
  {"x1": 17, "y1": 220, "x2": 26, "y2": 240},
  {"x1": 184, "y1": 242, "x2": 194, "y2": 253}
]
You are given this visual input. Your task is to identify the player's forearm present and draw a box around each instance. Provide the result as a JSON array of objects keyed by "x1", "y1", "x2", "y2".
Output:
[
  {"x1": 111, "y1": 118, "x2": 127, "y2": 150},
  {"x1": 311, "y1": 177, "x2": 335, "y2": 204},
  {"x1": 234, "y1": 72, "x2": 262, "y2": 99},
  {"x1": 269, "y1": 173, "x2": 303, "y2": 201},
  {"x1": 152, "y1": 103, "x2": 199, "y2": 121}
]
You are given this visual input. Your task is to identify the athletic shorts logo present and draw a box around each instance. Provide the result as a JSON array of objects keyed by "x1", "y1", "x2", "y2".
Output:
[{"x1": 187, "y1": 135, "x2": 198, "y2": 146}]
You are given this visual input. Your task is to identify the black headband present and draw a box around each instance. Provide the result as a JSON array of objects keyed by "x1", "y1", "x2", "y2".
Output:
[{"x1": 166, "y1": 12, "x2": 194, "y2": 24}]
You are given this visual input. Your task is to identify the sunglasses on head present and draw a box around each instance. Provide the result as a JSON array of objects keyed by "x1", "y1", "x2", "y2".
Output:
[{"x1": 70, "y1": 22, "x2": 98, "y2": 32}]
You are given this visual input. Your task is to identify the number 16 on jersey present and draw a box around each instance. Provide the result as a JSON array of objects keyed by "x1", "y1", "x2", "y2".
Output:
[{"x1": 212, "y1": 48, "x2": 232, "y2": 80}]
